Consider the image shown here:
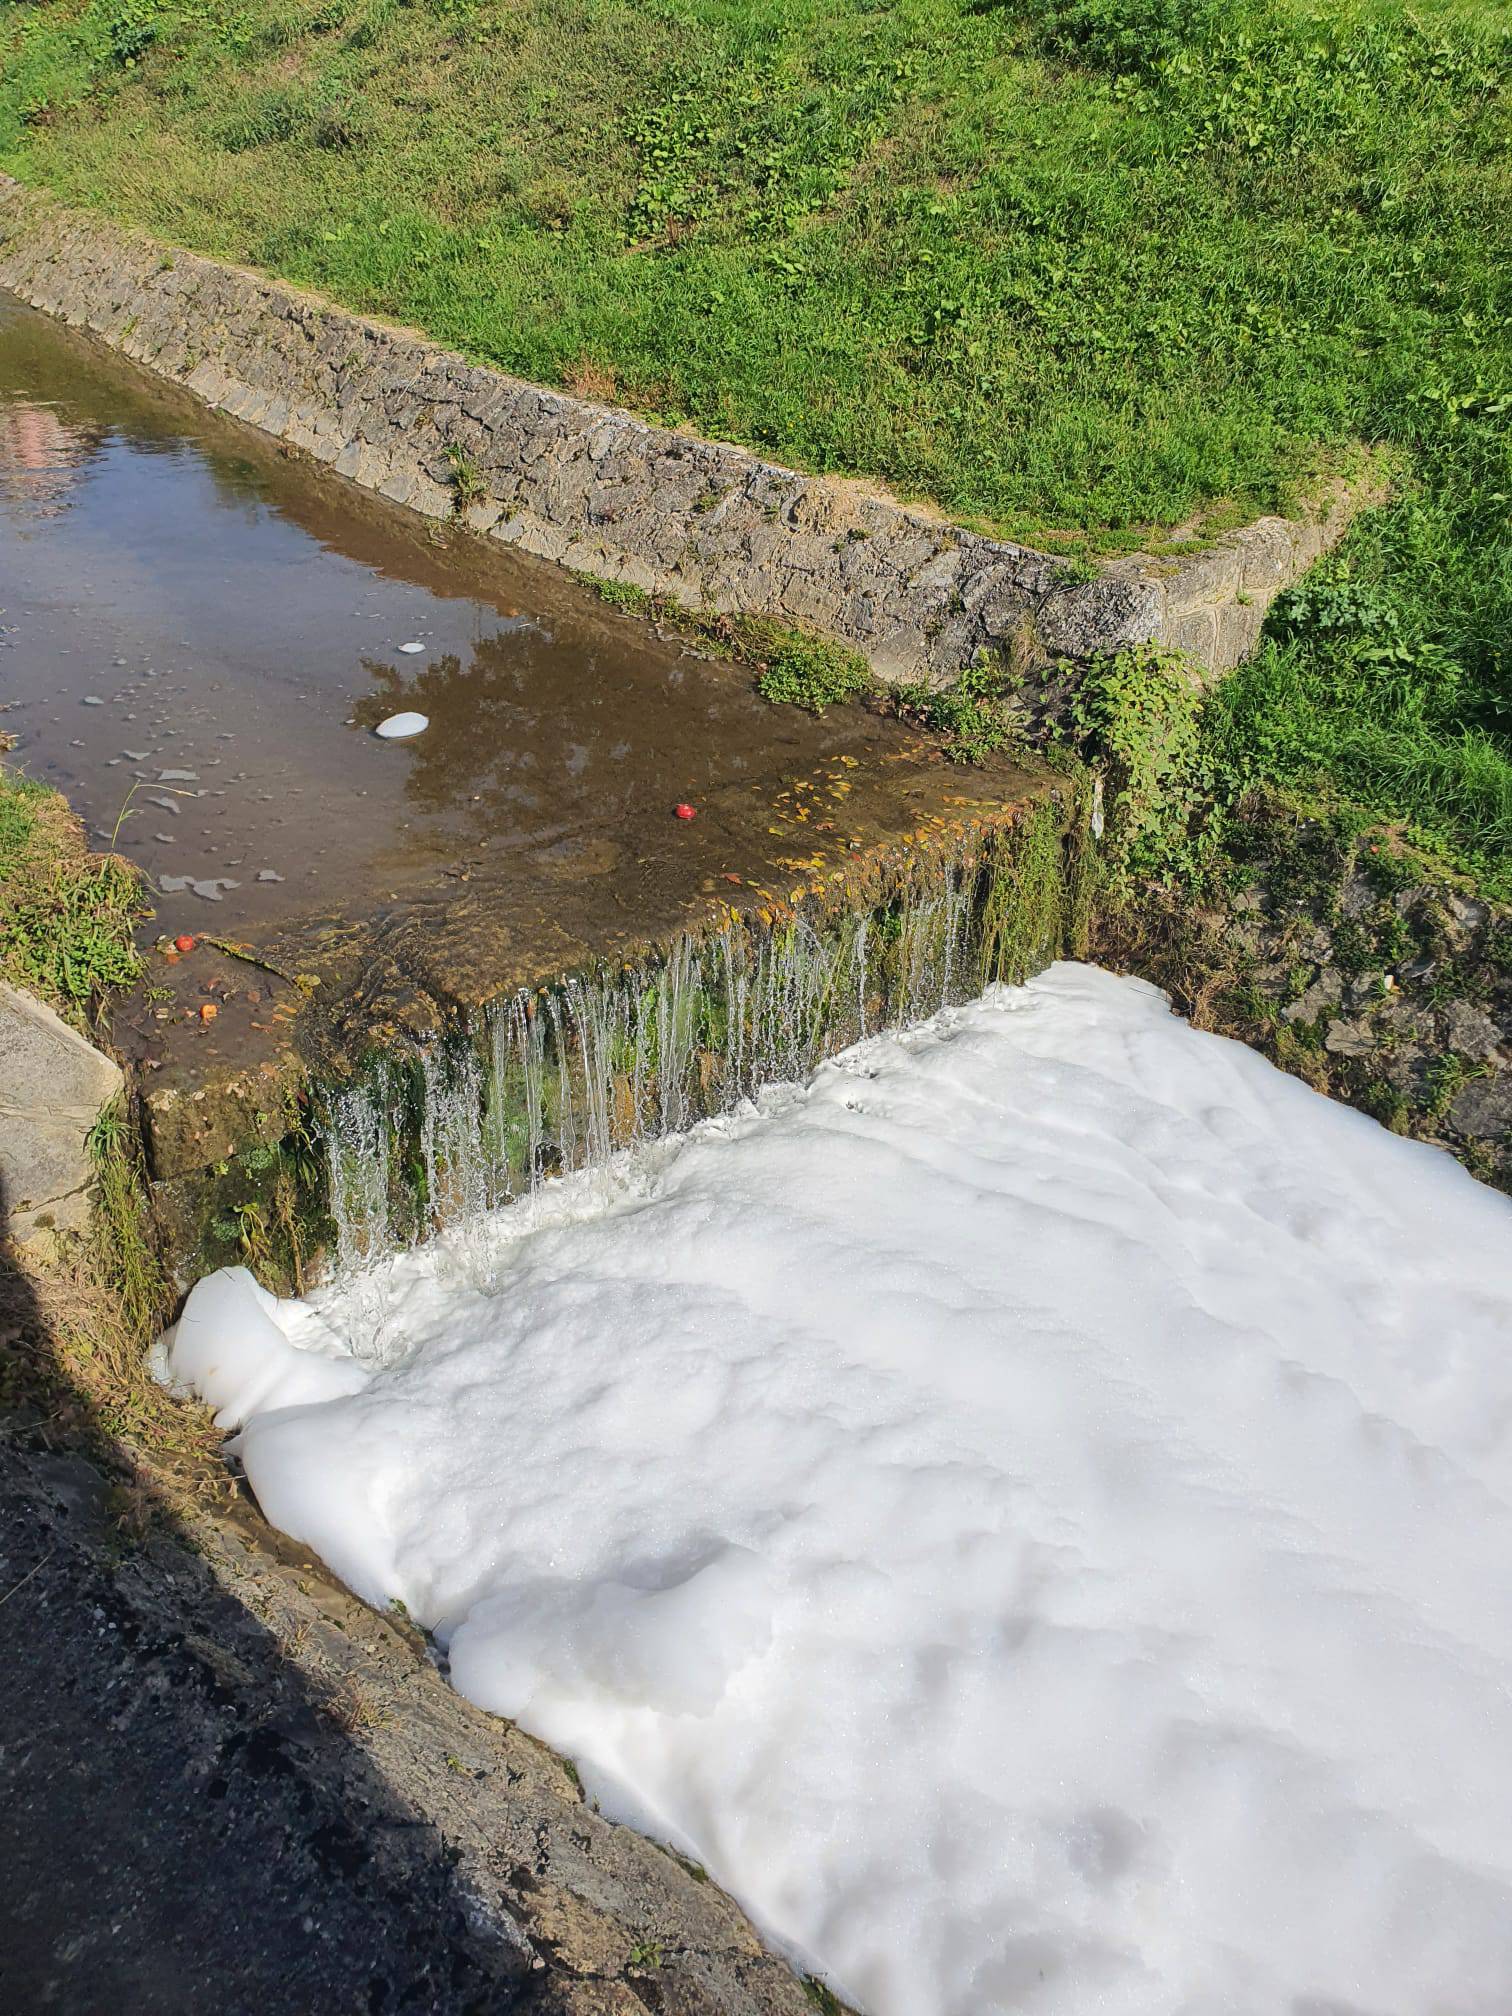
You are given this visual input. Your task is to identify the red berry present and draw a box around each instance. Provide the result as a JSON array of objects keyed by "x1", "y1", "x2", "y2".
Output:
[
  {"x1": 674, "y1": 802, "x2": 697, "y2": 821},
  {"x1": 174, "y1": 934, "x2": 196, "y2": 953}
]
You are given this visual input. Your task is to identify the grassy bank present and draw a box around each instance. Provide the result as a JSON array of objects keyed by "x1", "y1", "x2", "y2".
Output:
[
  {"x1": 0, "y1": 759, "x2": 143, "y2": 1019},
  {"x1": 0, "y1": 0, "x2": 1508, "y2": 882},
  {"x1": 1, "y1": 0, "x2": 1506, "y2": 543}
]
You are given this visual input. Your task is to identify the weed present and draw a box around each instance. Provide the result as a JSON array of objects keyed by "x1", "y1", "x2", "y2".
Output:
[
  {"x1": 585, "y1": 575, "x2": 652, "y2": 615},
  {"x1": 1424, "y1": 1050, "x2": 1488, "y2": 1124},
  {"x1": 87, "y1": 1099, "x2": 168, "y2": 1344},
  {"x1": 1054, "y1": 555, "x2": 1101, "y2": 587},
  {"x1": 893, "y1": 655, "x2": 1025, "y2": 763},
  {"x1": 0, "y1": 761, "x2": 144, "y2": 1020},
  {"x1": 444, "y1": 441, "x2": 486, "y2": 513},
  {"x1": 1072, "y1": 643, "x2": 1207, "y2": 898},
  {"x1": 323, "y1": 1674, "x2": 389, "y2": 1733},
  {"x1": 583, "y1": 575, "x2": 872, "y2": 714},
  {"x1": 753, "y1": 630, "x2": 873, "y2": 715}
]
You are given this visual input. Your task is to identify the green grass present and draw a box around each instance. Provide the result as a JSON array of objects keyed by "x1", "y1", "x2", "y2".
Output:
[
  {"x1": 1, "y1": 0, "x2": 1505, "y2": 544},
  {"x1": 1204, "y1": 445, "x2": 1512, "y2": 895},
  {"x1": 0, "y1": 759, "x2": 145, "y2": 1018},
  {"x1": 0, "y1": 0, "x2": 1508, "y2": 885}
]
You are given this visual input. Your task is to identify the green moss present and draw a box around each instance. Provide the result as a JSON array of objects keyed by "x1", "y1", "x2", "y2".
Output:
[
  {"x1": 315, "y1": 801, "x2": 1081, "y2": 1265},
  {"x1": 1358, "y1": 1079, "x2": 1411, "y2": 1135},
  {"x1": 191, "y1": 1099, "x2": 330, "y2": 1294},
  {"x1": 802, "y1": 1978, "x2": 846, "y2": 2016},
  {"x1": 981, "y1": 798, "x2": 1069, "y2": 985}
]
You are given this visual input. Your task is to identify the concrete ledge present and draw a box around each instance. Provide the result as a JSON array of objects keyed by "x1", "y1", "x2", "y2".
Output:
[
  {"x1": 0, "y1": 981, "x2": 122, "y2": 1242},
  {"x1": 0, "y1": 175, "x2": 1381, "y2": 684}
]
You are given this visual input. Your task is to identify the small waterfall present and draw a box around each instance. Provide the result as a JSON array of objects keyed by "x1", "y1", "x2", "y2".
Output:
[{"x1": 319, "y1": 812, "x2": 1070, "y2": 1277}]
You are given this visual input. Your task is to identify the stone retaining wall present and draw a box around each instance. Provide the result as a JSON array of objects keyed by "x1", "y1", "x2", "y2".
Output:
[
  {"x1": 0, "y1": 176, "x2": 1377, "y2": 686},
  {"x1": 1096, "y1": 796, "x2": 1512, "y2": 1195}
]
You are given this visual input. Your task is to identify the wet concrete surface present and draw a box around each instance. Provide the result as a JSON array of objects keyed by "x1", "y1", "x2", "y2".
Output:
[{"x1": 0, "y1": 1429, "x2": 824, "y2": 2016}]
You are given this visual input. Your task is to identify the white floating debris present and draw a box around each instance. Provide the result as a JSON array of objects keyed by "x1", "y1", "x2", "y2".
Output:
[
  {"x1": 154, "y1": 833, "x2": 176, "y2": 844},
  {"x1": 397, "y1": 641, "x2": 425, "y2": 654},
  {"x1": 158, "y1": 768, "x2": 199, "y2": 782},
  {"x1": 256, "y1": 870, "x2": 285, "y2": 883},
  {"x1": 375, "y1": 712, "x2": 429, "y2": 739},
  {"x1": 122, "y1": 751, "x2": 150, "y2": 761},
  {"x1": 158, "y1": 874, "x2": 239, "y2": 901},
  {"x1": 82, "y1": 695, "x2": 104, "y2": 706}
]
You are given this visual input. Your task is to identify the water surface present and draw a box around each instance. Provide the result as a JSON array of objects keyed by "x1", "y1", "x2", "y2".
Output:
[{"x1": 0, "y1": 292, "x2": 854, "y2": 938}]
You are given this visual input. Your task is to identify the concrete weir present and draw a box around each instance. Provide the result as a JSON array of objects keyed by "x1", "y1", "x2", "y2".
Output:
[
  {"x1": 0, "y1": 266, "x2": 1081, "y2": 1290},
  {"x1": 139, "y1": 751, "x2": 1083, "y2": 1290}
]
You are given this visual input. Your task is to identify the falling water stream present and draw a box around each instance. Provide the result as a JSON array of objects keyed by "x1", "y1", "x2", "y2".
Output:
[{"x1": 319, "y1": 831, "x2": 1050, "y2": 1335}]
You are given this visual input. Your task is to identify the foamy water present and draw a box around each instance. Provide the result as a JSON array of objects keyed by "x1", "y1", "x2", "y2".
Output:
[{"x1": 165, "y1": 965, "x2": 1512, "y2": 2015}]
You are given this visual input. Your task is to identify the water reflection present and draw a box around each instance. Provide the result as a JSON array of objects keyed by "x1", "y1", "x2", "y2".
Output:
[
  {"x1": 353, "y1": 614, "x2": 764, "y2": 850},
  {"x1": 0, "y1": 399, "x2": 105, "y2": 518}
]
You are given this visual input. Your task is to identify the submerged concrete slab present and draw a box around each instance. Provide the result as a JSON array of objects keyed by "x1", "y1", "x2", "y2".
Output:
[{"x1": 122, "y1": 718, "x2": 1064, "y2": 1189}]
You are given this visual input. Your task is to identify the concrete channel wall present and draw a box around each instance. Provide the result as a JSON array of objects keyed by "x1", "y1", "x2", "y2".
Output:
[{"x1": 0, "y1": 176, "x2": 1377, "y2": 687}]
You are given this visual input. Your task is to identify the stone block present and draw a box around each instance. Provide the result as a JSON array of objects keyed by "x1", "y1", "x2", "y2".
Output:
[
  {"x1": 1159, "y1": 605, "x2": 1220, "y2": 665},
  {"x1": 0, "y1": 982, "x2": 123, "y2": 1238},
  {"x1": 1161, "y1": 545, "x2": 1241, "y2": 610}
]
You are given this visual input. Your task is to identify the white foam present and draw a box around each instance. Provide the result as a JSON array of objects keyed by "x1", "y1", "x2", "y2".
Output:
[
  {"x1": 167, "y1": 1265, "x2": 368, "y2": 1427},
  {"x1": 164, "y1": 965, "x2": 1512, "y2": 2015}
]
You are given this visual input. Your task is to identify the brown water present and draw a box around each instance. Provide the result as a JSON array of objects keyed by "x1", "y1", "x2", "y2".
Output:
[{"x1": 0, "y1": 291, "x2": 891, "y2": 942}]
